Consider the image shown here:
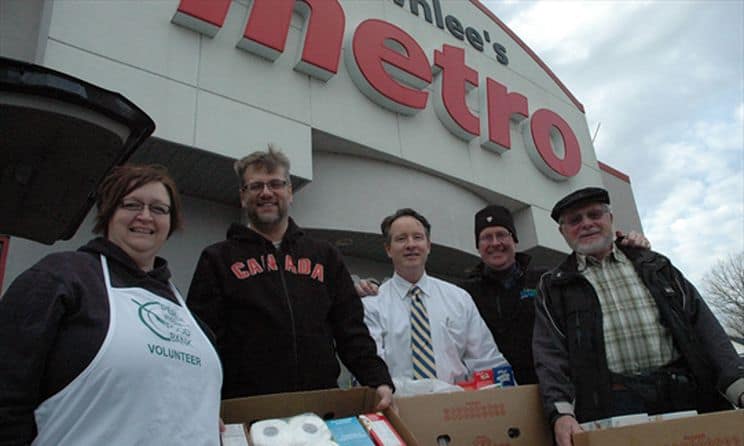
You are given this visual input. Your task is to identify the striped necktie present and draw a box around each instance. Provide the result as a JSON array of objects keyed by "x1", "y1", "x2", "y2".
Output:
[{"x1": 409, "y1": 286, "x2": 436, "y2": 379}]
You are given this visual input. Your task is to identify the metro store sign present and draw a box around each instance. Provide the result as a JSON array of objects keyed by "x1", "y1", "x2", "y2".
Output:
[{"x1": 172, "y1": 0, "x2": 582, "y2": 180}]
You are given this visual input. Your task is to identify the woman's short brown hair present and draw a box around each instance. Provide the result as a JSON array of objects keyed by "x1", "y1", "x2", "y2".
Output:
[{"x1": 93, "y1": 164, "x2": 182, "y2": 237}]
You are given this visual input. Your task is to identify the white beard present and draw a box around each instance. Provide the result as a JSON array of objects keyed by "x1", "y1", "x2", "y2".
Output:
[{"x1": 572, "y1": 233, "x2": 613, "y2": 257}]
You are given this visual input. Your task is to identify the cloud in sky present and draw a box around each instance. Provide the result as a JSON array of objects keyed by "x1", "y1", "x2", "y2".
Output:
[{"x1": 482, "y1": 0, "x2": 744, "y2": 290}]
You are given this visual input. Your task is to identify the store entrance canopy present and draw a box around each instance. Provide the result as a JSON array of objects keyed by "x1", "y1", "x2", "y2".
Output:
[{"x1": 0, "y1": 57, "x2": 155, "y2": 244}]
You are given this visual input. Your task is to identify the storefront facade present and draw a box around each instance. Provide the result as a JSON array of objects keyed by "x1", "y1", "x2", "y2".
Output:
[{"x1": 1, "y1": 0, "x2": 642, "y2": 292}]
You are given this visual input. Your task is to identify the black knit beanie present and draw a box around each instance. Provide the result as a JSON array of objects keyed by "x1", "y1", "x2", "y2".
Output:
[{"x1": 474, "y1": 205, "x2": 518, "y2": 247}]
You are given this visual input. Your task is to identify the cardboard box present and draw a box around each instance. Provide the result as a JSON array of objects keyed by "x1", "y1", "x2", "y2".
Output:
[
  {"x1": 573, "y1": 410, "x2": 743, "y2": 446},
  {"x1": 396, "y1": 384, "x2": 552, "y2": 445},
  {"x1": 220, "y1": 387, "x2": 418, "y2": 445}
]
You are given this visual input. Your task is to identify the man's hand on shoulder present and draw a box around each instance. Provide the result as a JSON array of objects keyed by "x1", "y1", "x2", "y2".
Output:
[
  {"x1": 617, "y1": 230, "x2": 651, "y2": 249},
  {"x1": 554, "y1": 414, "x2": 583, "y2": 446},
  {"x1": 355, "y1": 278, "x2": 380, "y2": 298}
]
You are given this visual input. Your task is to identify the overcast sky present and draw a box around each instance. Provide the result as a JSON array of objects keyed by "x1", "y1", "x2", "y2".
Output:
[{"x1": 483, "y1": 0, "x2": 744, "y2": 292}]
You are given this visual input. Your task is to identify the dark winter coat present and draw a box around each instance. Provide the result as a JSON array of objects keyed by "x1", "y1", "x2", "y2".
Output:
[
  {"x1": 533, "y1": 242, "x2": 743, "y2": 424},
  {"x1": 459, "y1": 253, "x2": 543, "y2": 385},
  {"x1": 187, "y1": 218, "x2": 393, "y2": 398}
]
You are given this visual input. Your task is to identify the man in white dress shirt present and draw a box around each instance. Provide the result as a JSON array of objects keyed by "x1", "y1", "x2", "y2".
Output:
[{"x1": 363, "y1": 208, "x2": 510, "y2": 384}]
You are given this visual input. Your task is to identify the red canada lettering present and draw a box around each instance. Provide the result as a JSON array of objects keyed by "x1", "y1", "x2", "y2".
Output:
[
  {"x1": 230, "y1": 261, "x2": 250, "y2": 279},
  {"x1": 266, "y1": 253, "x2": 278, "y2": 271},
  {"x1": 297, "y1": 258, "x2": 311, "y2": 275},
  {"x1": 246, "y1": 258, "x2": 264, "y2": 275},
  {"x1": 310, "y1": 264, "x2": 324, "y2": 282},
  {"x1": 433, "y1": 44, "x2": 479, "y2": 140},
  {"x1": 284, "y1": 255, "x2": 297, "y2": 274}
]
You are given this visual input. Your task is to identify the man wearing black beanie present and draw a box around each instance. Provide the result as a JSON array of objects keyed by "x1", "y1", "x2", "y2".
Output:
[{"x1": 459, "y1": 205, "x2": 542, "y2": 385}]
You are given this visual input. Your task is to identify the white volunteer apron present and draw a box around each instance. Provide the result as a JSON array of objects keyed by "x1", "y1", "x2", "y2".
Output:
[{"x1": 33, "y1": 255, "x2": 222, "y2": 445}]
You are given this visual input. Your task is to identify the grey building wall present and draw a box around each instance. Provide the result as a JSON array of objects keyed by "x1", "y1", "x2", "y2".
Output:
[
  {"x1": 2, "y1": 195, "x2": 238, "y2": 295},
  {"x1": 0, "y1": 0, "x2": 51, "y2": 63},
  {"x1": 293, "y1": 152, "x2": 488, "y2": 255},
  {"x1": 2, "y1": 151, "x2": 645, "y2": 295},
  {"x1": 602, "y1": 169, "x2": 644, "y2": 235}
]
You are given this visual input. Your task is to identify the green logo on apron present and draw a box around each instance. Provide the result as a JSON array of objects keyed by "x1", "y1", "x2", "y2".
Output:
[{"x1": 132, "y1": 299, "x2": 192, "y2": 345}]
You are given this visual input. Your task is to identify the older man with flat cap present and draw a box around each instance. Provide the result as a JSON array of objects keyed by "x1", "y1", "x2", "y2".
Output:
[{"x1": 533, "y1": 187, "x2": 744, "y2": 446}]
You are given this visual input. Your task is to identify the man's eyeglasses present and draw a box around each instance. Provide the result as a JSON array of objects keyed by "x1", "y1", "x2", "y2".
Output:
[
  {"x1": 240, "y1": 179, "x2": 288, "y2": 194},
  {"x1": 119, "y1": 199, "x2": 171, "y2": 216},
  {"x1": 478, "y1": 231, "x2": 512, "y2": 244},
  {"x1": 561, "y1": 208, "x2": 608, "y2": 227}
]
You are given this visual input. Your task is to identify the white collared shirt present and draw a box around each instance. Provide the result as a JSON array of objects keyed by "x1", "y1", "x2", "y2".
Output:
[{"x1": 363, "y1": 272, "x2": 509, "y2": 384}]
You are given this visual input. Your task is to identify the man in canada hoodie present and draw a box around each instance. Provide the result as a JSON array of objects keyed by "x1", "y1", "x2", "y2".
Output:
[{"x1": 187, "y1": 144, "x2": 394, "y2": 408}]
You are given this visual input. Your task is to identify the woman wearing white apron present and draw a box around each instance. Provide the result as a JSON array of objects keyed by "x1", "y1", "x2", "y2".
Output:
[{"x1": 0, "y1": 165, "x2": 222, "y2": 445}]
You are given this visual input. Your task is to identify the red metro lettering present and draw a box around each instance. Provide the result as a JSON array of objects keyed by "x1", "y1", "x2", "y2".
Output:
[
  {"x1": 171, "y1": 0, "x2": 581, "y2": 180},
  {"x1": 172, "y1": 0, "x2": 344, "y2": 80},
  {"x1": 482, "y1": 78, "x2": 528, "y2": 154},
  {"x1": 347, "y1": 19, "x2": 581, "y2": 179},
  {"x1": 345, "y1": 19, "x2": 431, "y2": 115},
  {"x1": 524, "y1": 109, "x2": 581, "y2": 179},
  {"x1": 433, "y1": 44, "x2": 479, "y2": 139},
  {"x1": 230, "y1": 254, "x2": 324, "y2": 283}
]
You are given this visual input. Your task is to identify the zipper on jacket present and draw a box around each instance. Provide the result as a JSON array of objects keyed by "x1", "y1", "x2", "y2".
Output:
[
  {"x1": 276, "y1": 246, "x2": 300, "y2": 391},
  {"x1": 486, "y1": 280, "x2": 503, "y2": 319},
  {"x1": 539, "y1": 275, "x2": 566, "y2": 339}
]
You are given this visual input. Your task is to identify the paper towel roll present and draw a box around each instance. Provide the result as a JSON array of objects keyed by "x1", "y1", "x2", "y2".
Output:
[
  {"x1": 250, "y1": 419, "x2": 290, "y2": 446},
  {"x1": 287, "y1": 414, "x2": 332, "y2": 445}
]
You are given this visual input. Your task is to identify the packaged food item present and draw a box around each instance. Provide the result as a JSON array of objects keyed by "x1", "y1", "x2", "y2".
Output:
[
  {"x1": 455, "y1": 368, "x2": 499, "y2": 390},
  {"x1": 358, "y1": 413, "x2": 406, "y2": 446},
  {"x1": 454, "y1": 377, "x2": 477, "y2": 390},
  {"x1": 473, "y1": 369, "x2": 494, "y2": 389},
  {"x1": 326, "y1": 416, "x2": 375, "y2": 446},
  {"x1": 492, "y1": 364, "x2": 516, "y2": 387}
]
